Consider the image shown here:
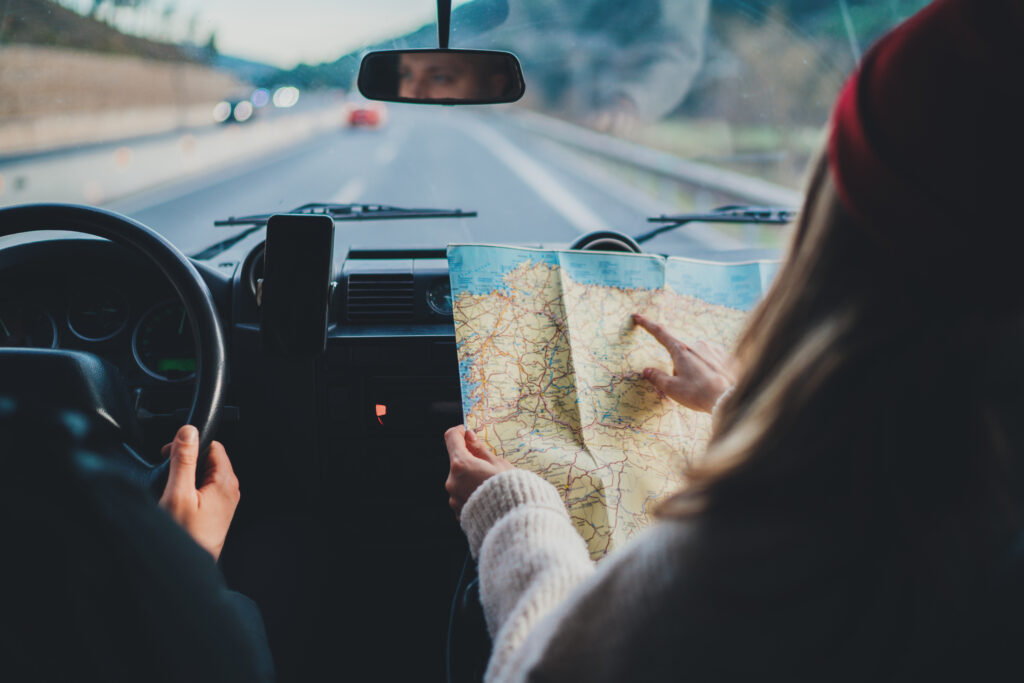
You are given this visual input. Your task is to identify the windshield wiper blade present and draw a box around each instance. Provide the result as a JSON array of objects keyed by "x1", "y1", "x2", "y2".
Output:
[
  {"x1": 635, "y1": 205, "x2": 797, "y2": 244},
  {"x1": 213, "y1": 202, "x2": 478, "y2": 227}
]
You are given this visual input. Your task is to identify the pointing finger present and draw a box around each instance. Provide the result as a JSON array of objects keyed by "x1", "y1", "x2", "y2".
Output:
[
  {"x1": 633, "y1": 314, "x2": 681, "y2": 356},
  {"x1": 642, "y1": 367, "x2": 673, "y2": 394}
]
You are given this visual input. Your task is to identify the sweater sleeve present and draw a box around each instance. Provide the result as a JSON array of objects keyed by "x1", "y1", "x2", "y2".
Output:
[
  {"x1": 465, "y1": 489, "x2": 698, "y2": 683},
  {"x1": 459, "y1": 469, "x2": 596, "y2": 677}
]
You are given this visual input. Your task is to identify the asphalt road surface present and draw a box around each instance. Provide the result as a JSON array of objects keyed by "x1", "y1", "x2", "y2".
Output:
[
  {"x1": 118, "y1": 106, "x2": 756, "y2": 256},
  {"x1": 6, "y1": 104, "x2": 766, "y2": 258}
]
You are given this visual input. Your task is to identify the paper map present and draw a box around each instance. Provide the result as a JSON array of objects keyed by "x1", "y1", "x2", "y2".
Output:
[{"x1": 448, "y1": 244, "x2": 778, "y2": 559}]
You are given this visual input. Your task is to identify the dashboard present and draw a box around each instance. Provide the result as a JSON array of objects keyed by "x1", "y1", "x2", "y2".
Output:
[{"x1": 0, "y1": 238, "x2": 461, "y2": 381}]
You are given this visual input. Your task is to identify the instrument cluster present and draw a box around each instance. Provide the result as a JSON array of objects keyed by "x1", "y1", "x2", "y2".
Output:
[{"x1": 0, "y1": 266, "x2": 195, "y2": 385}]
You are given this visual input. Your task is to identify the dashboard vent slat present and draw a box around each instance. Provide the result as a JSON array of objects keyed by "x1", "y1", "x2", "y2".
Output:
[{"x1": 347, "y1": 273, "x2": 415, "y2": 321}]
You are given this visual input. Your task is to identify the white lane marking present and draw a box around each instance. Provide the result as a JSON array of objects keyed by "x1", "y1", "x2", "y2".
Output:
[
  {"x1": 535, "y1": 139, "x2": 748, "y2": 250},
  {"x1": 374, "y1": 121, "x2": 410, "y2": 166},
  {"x1": 375, "y1": 141, "x2": 399, "y2": 165},
  {"x1": 466, "y1": 121, "x2": 606, "y2": 234},
  {"x1": 330, "y1": 177, "x2": 366, "y2": 203}
]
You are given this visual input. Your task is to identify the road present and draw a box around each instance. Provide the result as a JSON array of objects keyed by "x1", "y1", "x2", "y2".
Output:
[{"x1": 3, "y1": 103, "x2": 766, "y2": 258}]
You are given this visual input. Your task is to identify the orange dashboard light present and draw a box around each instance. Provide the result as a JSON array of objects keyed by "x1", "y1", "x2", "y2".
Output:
[{"x1": 375, "y1": 404, "x2": 387, "y2": 424}]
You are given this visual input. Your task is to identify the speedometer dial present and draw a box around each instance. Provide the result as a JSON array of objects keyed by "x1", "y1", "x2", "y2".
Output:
[
  {"x1": 68, "y1": 284, "x2": 128, "y2": 341},
  {"x1": 0, "y1": 303, "x2": 57, "y2": 348},
  {"x1": 132, "y1": 301, "x2": 196, "y2": 382}
]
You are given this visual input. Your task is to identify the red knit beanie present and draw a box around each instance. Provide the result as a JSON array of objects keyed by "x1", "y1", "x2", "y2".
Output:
[{"x1": 828, "y1": 0, "x2": 1024, "y2": 290}]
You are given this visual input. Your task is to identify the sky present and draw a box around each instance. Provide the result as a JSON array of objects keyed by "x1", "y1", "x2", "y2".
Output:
[{"x1": 64, "y1": 0, "x2": 476, "y2": 68}]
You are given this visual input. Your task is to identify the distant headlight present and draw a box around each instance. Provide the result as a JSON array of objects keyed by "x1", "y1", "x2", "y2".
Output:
[
  {"x1": 212, "y1": 101, "x2": 232, "y2": 123},
  {"x1": 233, "y1": 101, "x2": 254, "y2": 122},
  {"x1": 273, "y1": 86, "x2": 300, "y2": 108},
  {"x1": 251, "y1": 88, "x2": 271, "y2": 108}
]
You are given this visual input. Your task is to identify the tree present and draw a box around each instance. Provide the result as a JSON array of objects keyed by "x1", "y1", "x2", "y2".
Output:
[{"x1": 203, "y1": 30, "x2": 218, "y2": 63}]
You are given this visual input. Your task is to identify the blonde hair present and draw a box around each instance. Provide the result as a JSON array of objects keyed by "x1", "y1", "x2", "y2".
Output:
[{"x1": 657, "y1": 154, "x2": 1024, "y2": 564}]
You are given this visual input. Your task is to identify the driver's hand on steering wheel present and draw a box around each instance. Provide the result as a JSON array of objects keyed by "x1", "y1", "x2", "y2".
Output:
[
  {"x1": 444, "y1": 426, "x2": 514, "y2": 518},
  {"x1": 158, "y1": 425, "x2": 240, "y2": 562}
]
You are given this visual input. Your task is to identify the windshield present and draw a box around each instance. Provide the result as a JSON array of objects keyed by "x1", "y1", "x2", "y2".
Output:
[{"x1": 0, "y1": 0, "x2": 929, "y2": 257}]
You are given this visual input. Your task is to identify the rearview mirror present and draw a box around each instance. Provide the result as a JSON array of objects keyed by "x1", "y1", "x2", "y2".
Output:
[{"x1": 357, "y1": 49, "x2": 525, "y2": 105}]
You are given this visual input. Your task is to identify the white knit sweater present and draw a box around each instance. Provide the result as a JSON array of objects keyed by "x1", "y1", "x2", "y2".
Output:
[{"x1": 461, "y1": 468, "x2": 699, "y2": 682}]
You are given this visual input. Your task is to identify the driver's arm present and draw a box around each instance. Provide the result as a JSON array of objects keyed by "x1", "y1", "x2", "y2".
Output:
[{"x1": 158, "y1": 427, "x2": 274, "y2": 678}]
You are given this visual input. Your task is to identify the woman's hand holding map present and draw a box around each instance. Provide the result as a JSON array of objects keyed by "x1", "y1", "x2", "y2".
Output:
[{"x1": 444, "y1": 425, "x2": 514, "y2": 517}]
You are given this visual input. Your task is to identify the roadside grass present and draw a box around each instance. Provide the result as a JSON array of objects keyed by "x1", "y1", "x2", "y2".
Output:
[{"x1": 631, "y1": 118, "x2": 826, "y2": 190}]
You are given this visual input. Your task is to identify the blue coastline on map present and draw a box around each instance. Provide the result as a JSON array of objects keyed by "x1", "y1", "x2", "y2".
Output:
[
  {"x1": 457, "y1": 352, "x2": 482, "y2": 417},
  {"x1": 449, "y1": 245, "x2": 781, "y2": 422},
  {"x1": 665, "y1": 258, "x2": 776, "y2": 311},
  {"x1": 449, "y1": 245, "x2": 778, "y2": 312},
  {"x1": 557, "y1": 251, "x2": 665, "y2": 291},
  {"x1": 448, "y1": 245, "x2": 559, "y2": 296}
]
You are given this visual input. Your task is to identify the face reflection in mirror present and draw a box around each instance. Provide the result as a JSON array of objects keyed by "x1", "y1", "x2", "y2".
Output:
[{"x1": 397, "y1": 52, "x2": 510, "y2": 101}]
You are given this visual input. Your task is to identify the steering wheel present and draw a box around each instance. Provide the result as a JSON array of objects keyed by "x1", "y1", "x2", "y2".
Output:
[
  {"x1": 0, "y1": 203, "x2": 227, "y2": 490},
  {"x1": 570, "y1": 230, "x2": 642, "y2": 253}
]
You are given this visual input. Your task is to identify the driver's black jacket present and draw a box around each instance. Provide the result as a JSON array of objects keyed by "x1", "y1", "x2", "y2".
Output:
[{"x1": 0, "y1": 408, "x2": 274, "y2": 683}]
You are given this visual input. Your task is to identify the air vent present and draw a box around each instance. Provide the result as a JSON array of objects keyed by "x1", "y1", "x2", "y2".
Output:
[{"x1": 346, "y1": 273, "x2": 416, "y2": 321}]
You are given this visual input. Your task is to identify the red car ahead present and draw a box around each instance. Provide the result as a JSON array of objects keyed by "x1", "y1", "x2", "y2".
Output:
[{"x1": 343, "y1": 100, "x2": 388, "y2": 128}]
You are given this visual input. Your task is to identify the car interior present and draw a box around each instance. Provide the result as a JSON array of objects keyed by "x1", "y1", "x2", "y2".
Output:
[{"x1": 0, "y1": 0, "x2": 930, "y2": 680}]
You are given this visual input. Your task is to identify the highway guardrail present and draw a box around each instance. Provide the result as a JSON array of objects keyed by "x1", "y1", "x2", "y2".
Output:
[{"x1": 503, "y1": 109, "x2": 804, "y2": 208}]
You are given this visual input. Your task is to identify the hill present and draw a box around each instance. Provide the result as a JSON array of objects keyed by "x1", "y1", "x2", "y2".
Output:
[
  {"x1": 0, "y1": 0, "x2": 196, "y2": 62},
  {"x1": 0, "y1": 1, "x2": 244, "y2": 155}
]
